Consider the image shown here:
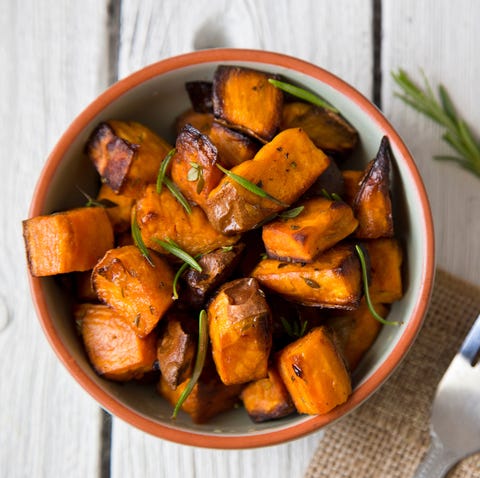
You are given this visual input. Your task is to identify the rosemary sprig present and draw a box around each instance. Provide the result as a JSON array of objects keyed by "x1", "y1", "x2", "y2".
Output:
[
  {"x1": 163, "y1": 177, "x2": 192, "y2": 214},
  {"x1": 320, "y1": 188, "x2": 343, "y2": 202},
  {"x1": 77, "y1": 186, "x2": 117, "y2": 208},
  {"x1": 187, "y1": 162, "x2": 205, "y2": 194},
  {"x1": 216, "y1": 163, "x2": 289, "y2": 207},
  {"x1": 268, "y1": 78, "x2": 338, "y2": 113},
  {"x1": 131, "y1": 210, "x2": 155, "y2": 267},
  {"x1": 392, "y1": 69, "x2": 480, "y2": 178},
  {"x1": 172, "y1": 309, "x2": 208, "y2": 419},
  {"x1": 278, "y1": 206, "x2": 304, "y2": 219},
  {"x1": 172, "y1": 262, "x2": 189, "y2": 300},
  {"x1": 156, "y1": 148, "x2": 176, "y2": 193},
  {"x1": 355, "y1": 244, "x2": 402, "y2": 326},
  {"x1": 153, "y1": 238, "x2": 202, "y2": 272},
  {"x1": 280, "y1": 316, "x2": 308, "y2": 339}
]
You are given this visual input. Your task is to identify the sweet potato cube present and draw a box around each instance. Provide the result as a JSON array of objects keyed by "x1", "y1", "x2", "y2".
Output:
[
  {"x1": 175, "y1": 109, "x2": 213, "y2": 135},
  {"x1": 156, "y1": 312, "x2": 197, "y2": 389},
  {"x1": 280, "y1": 102, "x2": 358, "y2": 155},
  {"x1": 92, "y1": 245, "x2": 174, "y2": 337},
  {"x1": 252, "y1": 244, "x2": 362, "y2": 309},
  {"x1": 96, "y1": 183, "x2": 135, "y2": 233},
  {"x1": 206, "y1": 128, "x2": 330, "y2": 234},
  {"x1": 135, "y1": 185, "x2": 238, "y2": 257},
  {"x1": 86, "y1": 120, "x2": 172, "y2": 197},
  {"x1": 75, "y1": 303, "x2": 157, "y2": 381},
  {"x1": 363, "y1": 238, "x2": 403, "y2": 303},
  {"x1": 185, "y1": 81, "x2": 213, "y2": 113},
  {"x1": 277, "y1": 326, "x2": 352, "y2": 415},
  {"x1": 208, "y1": 121, "x2": 260, "y2": 168},
  {"x1": 241, "y1": 366, "x2": 295, "y2": 422},
  {"x1": 170, "y1": 124, "x2": 224, "y2": 209},
  {"x1": 262, "y1": 197, "x2": 358, "y2": 262},
  {"x1": 341, "y1": 170, "x2": 363, "y2": 206},
  {"x1": 213, "y1": 65, "x2": 283, "y2": 141},
  {"x1": 208, "y1": 278, "x2": 272, "y2": 385},
  {"x1": 23, "y1": 207, "x2": 114, "y2": 277},
  {"x1": 353, "y1": 136, "x2": 394, "y2": 238}
]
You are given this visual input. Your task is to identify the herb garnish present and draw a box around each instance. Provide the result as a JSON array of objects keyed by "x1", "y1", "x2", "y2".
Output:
[
  {"x1": 216, "y1": 163, "x2": 289, "y2": 207},
  {"x1": 320, "y1": 188, "x2": 343, "y2": 202},
  {"x1": 172, "y1": 262, "x2": 189, "y2": 300},
  {"x1": 392, "y1": 69, "x2": 480, "y2": 178},
  {"x1": 268, "y1": 78, "x2": 338, "y2": 113},
  {"x1": 280, "y1": 316, "x2": 308, "y2": 339},
  {"x1": 355, "y1": 244, "x2": 402, "y2": 326},
  {"x1": 163, "y1": 177, "x2": 192, "y2": 214},
  {"x1": 131, "y1": 210, "x2": 155, "y2": 267},
  {"x1": 153, "y1": 238, "x2": 202, "y2": 272},
  {"x1": 172, "y1": 309, "x2": 208, "y2": 419},
  {"x1": 278, "y1": 206, "x2": 304, "y2": 219},
  {"x1": 302, "y1": 277, "x2": 320, "y2": 289},
  {"x1": 156, "y1": 148, "x2": 176, "y2": 193},
  {"x1": 77, "y1": 186, "x2": 117, "y2": 208},
  {"x1": 187, "y1": 162, "x2": 205, "y2": 194}
]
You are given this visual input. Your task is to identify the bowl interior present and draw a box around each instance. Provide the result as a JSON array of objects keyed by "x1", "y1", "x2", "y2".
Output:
[{"x1": 31, "y1": 51, "x2": 433, "y2": 447}]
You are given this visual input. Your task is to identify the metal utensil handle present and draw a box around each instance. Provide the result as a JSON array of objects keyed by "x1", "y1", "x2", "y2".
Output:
[
  {"x1": 413, "y1": 433, "x2": 459, "y2": 478},
  {"x1": 460, "y1": 313, "x2": 480, "y2": 365}
]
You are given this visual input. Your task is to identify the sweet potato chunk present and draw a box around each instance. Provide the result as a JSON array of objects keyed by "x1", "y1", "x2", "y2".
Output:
[
  {"x1": 170, "y1": 124, "x2": 224, "y2": 209},
  {"x1": 175, "y1": 109, "x2": 213, "y2": 135},
  {"x1": 241, "y1": 365, "x2": 295, "y2": 423},
  {"x1": 92, "y1": 245, "x2": 174, "y2": 337},
  {"x1": 156, "y1": 312, "x2": 197, "y2": 389},
  {"x1": 183, "y1": 243, "x2": 245, "y2": 308},
  {"x1": 341, "y1": 169, "x2": 363, "y2": 206},
  {"x1": 208, "y1": 121, "x2": 260, "y2": 168},
  {"x1": 206, "y1": 128, "x2": 330, "y2": 234},
  {"x1": 23, "y1": 207, "x2": 114, "y2": 277},
  {"x1": 262, "y1": 197, "x2": 358, "y2": 262},
  {"x1": 208, "y1": 278, "x2": 272, "y2": 385},
  {"x1": 252, "y1": 244, "x2": 362, "y2": 309},
  {"x1": 280, "y1": 102, "x2": 358, "y2": 155},
  {"x1": 185, "y1": 81, "x2": 213, "y2": 113},
  {"x1": 135, "y1": 185, "x2": 238, "y2": 257},
  {"x1": 213, "y1": 65, "x2": 283, "y2": 141},
  {"x1": 353, "y1": 136, "x2": 394, "y2": 238},
  {"x1": 277, "y1": 326, "x2": 351, "y2": 414},
  {"x1": 86, "y1": 120, "x2": 172, "y2": 197},
  {"x1": 75, "y1": 303, "x2": 156, "y2": 381},
  {"x1": 363, "y1": 238, "x2": 403, "y2": 303},
  {"x1": 96, "y1": 183, "x2": 135, "y2": 233}
]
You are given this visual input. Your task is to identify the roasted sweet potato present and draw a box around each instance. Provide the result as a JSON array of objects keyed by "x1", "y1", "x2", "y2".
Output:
[
  {"x1": 96, "y1": 183, "x2": 135, "y2": 233},
  {"x1": 185, "y1": 81, "x2": 213, "y2": 113},
  {"x1": 175, "y1": 109, "x2": 213, "y2": 136},
  {"x1": 92, "y1": 245, "x2": 174, "y2": 337},
  {"x1": 327, "y1": 300, "x2": 387, "y2": 371},
  {"x1": 86, "y1": 120, "x2": 172, "y2": 197},
  {"x1": 156, "y1": 312, "x2": 197, "y2": 389},
  {"x1": 206, "y1": 128, "x2": 331, "y2": 234},
  {"x1": 135, "y1": 185, "x2": 239, "y2": 257},
  {"x1": 341, "y1": 169, "x2": 363, "y2": 206},
  {"x1": 75, "y1": 303, "x2": 157, "y2": 381},
  {"x1": 208, "y1": 278, "x2": 272, "y2": 385},
  {"x1": 208, "y1": 121, "x2": 260, "y2": 168},
  {"x1": 353, "y1": 136, "x2": 394, "y2": 238},
  {"x1": 262, "y1": 197, "x2": 358, "y2": 262},
  {"x1": 183, "y1": 243, "x2": 245, "y2": 308},
  {"x1": 213, "y1": 65, "x2": 283, "y2": 141},
  {"x1": 252, "y1": 244, "x2": 362, "y2": 309},
  {"x1": 363, "y1": 238, "x2": 403, "y2": 303},
  {"x1": 280, "y1": 102, "x2": 358, "y2": 155},
  {"x1": 170, "y1": 124, "x2": 224, "y2": 209},
  {"x1": 277, "y1": 326, "x2": 351, "y2": 414},
  {"x1": 240, "y1": 365, "x2": 295, "y2": 423},
  {"x1": 23, "y1": 207, "x2": 114, "y2": 277}
]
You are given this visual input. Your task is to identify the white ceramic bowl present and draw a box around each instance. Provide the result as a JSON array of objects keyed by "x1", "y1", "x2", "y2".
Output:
[{"x1": 27, "y1": 49, "x2": 435, "y2": 448}]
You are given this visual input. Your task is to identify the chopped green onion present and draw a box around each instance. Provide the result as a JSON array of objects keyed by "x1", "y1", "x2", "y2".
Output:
[
  {"x1": 268, "y1": 78, "x2": 339, "y2": 113},
  {"x1": 355, "y1": 244, "x2": 402, "y2": 326},
  {"x1": 216, "y1": 163, "x2": 289, "y2": 207},
  {"x1": 153, "y1": 238, "x2": 202, "y2": 272},
  {"x1": 131, "y1": 210, "x2": 155, "y2": 267},
  {"x1": 156, "y1": 148, "x2": 176, "y2": 193},
  {"x1": 163, "y1": 177, "x2": 192, "y2": 214},
  {"x1": 172, "y1": 309, "x2": 208, "y2": 419},
  {"x1": 278, "y1": 206, "x2": 304, "y2": 219}
]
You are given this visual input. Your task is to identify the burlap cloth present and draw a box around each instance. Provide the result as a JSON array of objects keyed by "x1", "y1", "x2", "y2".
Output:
[{"x1": 305, "y1": 269, "x2": 480, "y2": 478}]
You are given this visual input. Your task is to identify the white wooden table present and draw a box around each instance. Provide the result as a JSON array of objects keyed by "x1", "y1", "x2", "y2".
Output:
[{"x1": 2, "y1": 1, "x2": 479, "y2": 477}]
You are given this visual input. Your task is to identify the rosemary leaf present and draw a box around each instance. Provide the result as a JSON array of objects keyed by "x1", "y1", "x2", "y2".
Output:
[
  {"x1": 268, "y1": 78, "x2": 339, "y2": 113},
  {"x1": 172, "y1": 261, "x2": 189, "y2": 300},
  {"x1": 278, "y1": 206, "x2": 304, "y2": 219},
  {"x1": 163, "y1": 177, "x2": 192, "y2": 214},
  {"x1": 355, "y1": 244, "x2": 402, "y2": 326},
  {"x1": 77, "y1": 186, "x2": 117, "y2": 208},
  {"x1": 131, "y1": 210, "x2": 155, "y2": 267},
  {"x1": 172, "y1": 309, "x2": 208, "y2": 419},
  {"x1": 156, "y1": 148, "x2": 176, "y2": 193},
  {"x1": 153, "y1": 238, "x2": 202, "y2": 272},
  {"x1": 216, "y1": 163, "x2": 289, "y2": 207}
]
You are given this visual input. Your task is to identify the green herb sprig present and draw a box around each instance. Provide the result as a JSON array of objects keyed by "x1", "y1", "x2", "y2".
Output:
[
  {"x1": 156, "y1": 148, "x2": 176, "y2": 193},
  {"x1": 268, "y1": 78, "x2": 338, "y2": 113},
  {"x1": 131, "y1": 210, "x2": 155, "y2": 267},
  {"x1": 392, "y1": 69, "x2": 480, "y2": 178},
  {"x1": 153, "y1": 238, "x2": 202, "y2": 272},
  {"x1": 280, "y1": 316, "x2": 308, "y2": 339},
  {"x1": 278, "y1": 206, "x2": 304, "y2": 219},
  {"x1": 187, "y1": 162, "x2": 205, "y2": 194},
  {"x1": 77, "y1": 186, "x2": 117, "y2": 208},
  {"x1": 172, "y1": 309, "x2": 208, "y2": 419},
  {"x1": 355, "y1": 244, "x2": 402, "y2": 326},
  {"x1": 216, "y1": 163, "x2": 289, "y2": 207}
]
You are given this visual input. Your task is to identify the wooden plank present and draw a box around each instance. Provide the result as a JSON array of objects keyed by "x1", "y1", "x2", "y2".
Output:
[
  {"x1": 111, "y1": 1, "x2": 373, "y2": 477},
  {"x1": 0, "y1": 1, "x2": 110, "y2": 476},
  {"x1": 382, "y1": 0, "x2": 480, "y2": 286}
]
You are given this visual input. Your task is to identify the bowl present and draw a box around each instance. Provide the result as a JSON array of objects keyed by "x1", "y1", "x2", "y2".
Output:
[{"x1": 26, "y1": 49, "x2": 435, "y2": 448}]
